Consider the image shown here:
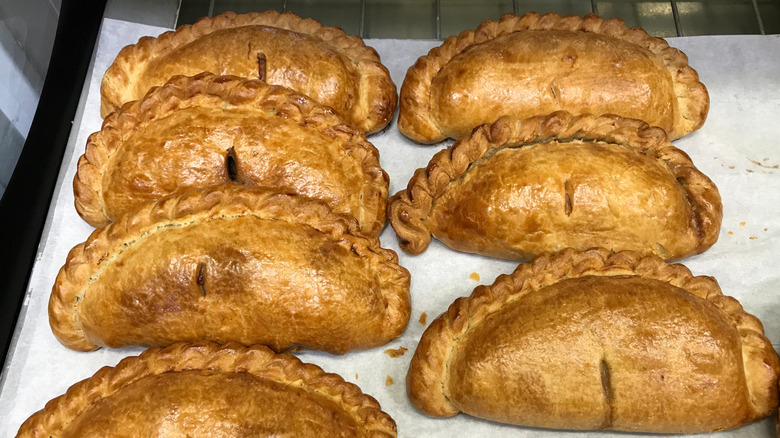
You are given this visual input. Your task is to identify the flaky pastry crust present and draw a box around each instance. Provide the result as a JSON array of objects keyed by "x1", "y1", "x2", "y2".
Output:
[
  {"x1": 407, "y1": 248, "x2": 779, "y2": 432},
  {"x1": 101, "y1": 10, "x2": 396, "y2": 134},
  {"x1": 17, "y1": 342, "x2": 397, "y2": 437},
  {"x1": 399, "y1": 12, "x2": 709, "y2": 143},
  {"x1": 78, "y1": 73, "x2": 388, "y2": 234},
  {"x1": 51, "y1": 186, "x2": 410, "y2": 353},
  {"x1": 389, "y1": 112, "x2": 722, "y2": 260}
]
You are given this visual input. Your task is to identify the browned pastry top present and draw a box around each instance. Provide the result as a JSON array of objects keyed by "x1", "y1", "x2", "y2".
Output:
[
  {"x1": 17, "y1": 342, "x2": 397, "y2": 437},
  {"x1": 388, "y1": 112, "x2": 722, "y2": 261},
  {"x1": 398, "y1": 12, "x2": 708, "y2": 143},
  {"x1": 407, "y1": 248, "x2": 779, "y2": 433},
  {"x1": 77, "y1": 74, "x2": 388, "y2": 234},
  {"x1": 101, "y1": 10, "x2": 397, "y2": 134},
  {"x1": 50, "y1": 186, "x2": 410, "y2": 354}
]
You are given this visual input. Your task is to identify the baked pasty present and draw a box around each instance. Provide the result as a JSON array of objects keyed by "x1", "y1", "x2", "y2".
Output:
[
  {"x1": 407, "y1": 248, "x2": 779, "y2": 433},
  {"x1": 77, "y1": 73, "x2": 388, "y2": 235},
  {"x1": 399, "y1": 12, "x2": 708, "y2": 143},
  {"x1": 50, "y1": 186, "x2": 410, "y2": 354},
  {"x1": 389, "y1": 112, "x2": 721, "y2": 261},
  {"x1": 17, "y1": 342, "x2": 397, "y2": 437},
  {"x1": 101, "y1": 10, "x2": 396, "y2": 134}
]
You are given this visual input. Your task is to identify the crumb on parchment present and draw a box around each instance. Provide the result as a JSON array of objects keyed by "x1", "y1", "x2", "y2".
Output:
[
  {"x1": 419, "y1": 311, "x2": 427, "y2": 326},
  {"x1": 750, "y1": 235, "x2": 758, "y2": 240},
  {"x1": 386, "y1": 375, "x2": 394, "y2": 386},
  {"x1": 384, "y1": 347, "x2": 408, "y2": 358},
  {"x1": 728, "y1": 231, "x2": 734, "y2": 236},
  {"x1": 740, "y1": 222, "x2": 746, "y2": 227},
  {"x1": 355, "y1": 373, "x2": 358, "y2": 379},
  {"x1": 469, "y1": 272, "x2": 480, "y2": 281}
]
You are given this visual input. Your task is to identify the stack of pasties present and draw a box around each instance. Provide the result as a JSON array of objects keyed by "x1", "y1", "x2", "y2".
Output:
[
  {"x1": 16, "y1": 9, "x2": 780, "y2": 438},
  {"x1": 61, "y1": 10, "x2": 407, "y2": 354},
  {"x1": 390, "y1": 11, "x2": 778, "y2": 436},
  {"x1": 21, "y1": 11, "x2": 408, "y2": 437}
]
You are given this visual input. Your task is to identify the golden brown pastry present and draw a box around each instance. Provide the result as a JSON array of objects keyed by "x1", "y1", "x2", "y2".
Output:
[
  {"x1": 389, "y1": 112, "x2": 721, "y2": 261},
  {"x1": 101, "y1": 10, "x2": 396, "y2": 134},
  {"x1": 17, "y1": 342, "x2": 397, "y2": 437},
  {"x1": 77, "y1": 73, "x2": 388, "y2": 235},
  {"x1": 50, "y1": 186, "x2": 410, "y2": 354},
  {"x1": 408, "y1": 248, "x2": 779, "y2": 433},
  {"x1": 399, "y1": 12, "x2": 708, "y2": 143}
]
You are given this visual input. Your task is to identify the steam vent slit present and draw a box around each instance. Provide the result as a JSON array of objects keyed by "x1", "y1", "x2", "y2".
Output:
[
  {"x1": 196, "y1": 262, "x2": 207, "y2": 296},
  {"x1": 600, "y1": 358, "x2": 614, "y2": 428},
  {"x1": 257, "y1": 53, "x2": 267, "y2": 82},
  {"x1": 564, "y1": 180, "x2": 573, "y2": 216},
  {"x1": 226, "y1": 147, "x2": 238, "y2": 182}
]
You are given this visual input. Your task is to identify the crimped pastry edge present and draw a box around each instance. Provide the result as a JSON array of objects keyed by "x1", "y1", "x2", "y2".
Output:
[
  {"x1": 17, "y1": 342, "x2": 397, "y2": 437},
  {"x1": 79, "y1": 73, "x2": 389, "y2": 234},
  {"x1": 388, "y1": 111, "x2": 722, "y2": 259},
  {"x1": 398, "y1": 12, "x2": 709, "y2": 143},
  {"x1": 51, "y1": 185, "x2": 410, "y2": 352},
  {"x1": 406, "y1": 247, "x2": 779, "y2": 426},
  {"x1": 100, "y1": 10, "x2": 397, "y2": 134}
]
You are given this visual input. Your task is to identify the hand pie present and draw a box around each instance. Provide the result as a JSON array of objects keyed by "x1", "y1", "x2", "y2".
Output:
[
  {"x1": 77, "y1": 73, "x2": 388, "y2": 235},
  {"x1": 389, "y1": 112, "x2": 722, "y2": 261},
  {"x1": 17, "y1": 342, "x2": 397, "y2": 437},
  {"x1": 407, "y1": 248, "x2": 779, "y2": 433},
  {"x1": 101, "y1": 10, "x2": 396, "y2": 134},
  {"x1": 50, "y1": 186, "x2": 410, "y2": 354},
  {"x1": 399, "y1": 12, "x2": 708, "y2": 143}
]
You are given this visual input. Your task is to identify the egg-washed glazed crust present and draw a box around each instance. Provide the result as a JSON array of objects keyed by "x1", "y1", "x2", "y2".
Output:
[
  {"x1": 17, "y1": 342, "x2": 397, "y2": 437},
  {"x1": 78, "y1": 73, "x2": 389, "y2": 234},
  {"x1": 407, "y1": 248, "x2": 779, "y2": 426},
  {"x1": 398, "y1": 12, "x2": 708, "y2": 143},
  {"x1": 100, "y1": 10, "x2": 397, "y2": 134},
  {"x1": 50, "y1": 186, "x2": 410, "y2": 353},
  {"x1": 388, "y1": 111, "x2": 722, "y2": 260}
]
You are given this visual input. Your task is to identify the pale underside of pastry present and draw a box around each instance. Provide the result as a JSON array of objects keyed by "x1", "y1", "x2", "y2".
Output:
[
  {"x1": 17, "y1": 342, "x2": 397, "y2": 437},
  {"x1": 50, "y1": 186, "x2": 411, "y2": 354},
  {"x1": 407, "y1": 248, "x2": 779, "y2": 433},
  {"x1": 389, "y1": 112, "x2": 722, "y2": 261},
  {"x1": 77, "y1": 73, "x2": 388, "y2": 235},
  {"x1": 101, "y1": 10, "x2": 397, "y2": 134},
  {"x1": 398, "y1": 12, "x2": 709, "y2": 143}
]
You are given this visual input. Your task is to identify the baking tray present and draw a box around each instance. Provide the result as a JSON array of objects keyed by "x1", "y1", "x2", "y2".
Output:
[{"x1": 1, "y1": 16, "x2": 779, "y2": 437}]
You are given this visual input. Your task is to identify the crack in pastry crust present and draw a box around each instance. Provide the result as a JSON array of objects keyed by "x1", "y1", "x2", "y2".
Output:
[
  {"x1": 388, "y1": 111, "x2": 722, "y2": 260},
  {"x1": 51, "y1": 186, "x2": 410, "y2": 353},
  {"x1": 17, "y1": 342, "x2": 397, "y2": 437},
  {"x1": 78, "y1": 73, "x2": 389, "y2": 234},
  {"x1": 398, "y1": 12, "x2": 709, "y2": 143},
  {"x1": 407, "y1": 248, "x2": 779, "y2": 429},
  {"x1": 101, "y1": 10, "x2": 397, "y2": 134}
]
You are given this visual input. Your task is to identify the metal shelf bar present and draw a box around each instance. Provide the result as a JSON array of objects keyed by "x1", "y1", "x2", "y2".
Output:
[
  {"x1": 752, "y1": 0, "x2": 766, "y2": 35},
  {"x1": 359, "y1": 0, "x2": 366, "y2": 37},
  {"x1": 435, "y1": 0, "x2": 441, "y2": 39},
  {"x1": 671, "y1": 0, "x2": 682, "y2": 36}
]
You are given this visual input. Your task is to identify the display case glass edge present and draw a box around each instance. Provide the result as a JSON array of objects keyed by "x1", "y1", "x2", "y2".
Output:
[{"x1": 0, "y1": 0, "x2": 108, "y2": 373}]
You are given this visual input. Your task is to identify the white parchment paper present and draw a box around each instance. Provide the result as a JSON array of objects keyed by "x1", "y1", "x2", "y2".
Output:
[{"x1": 1, "y1": 18, "x2": 779, "y2": 437}]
